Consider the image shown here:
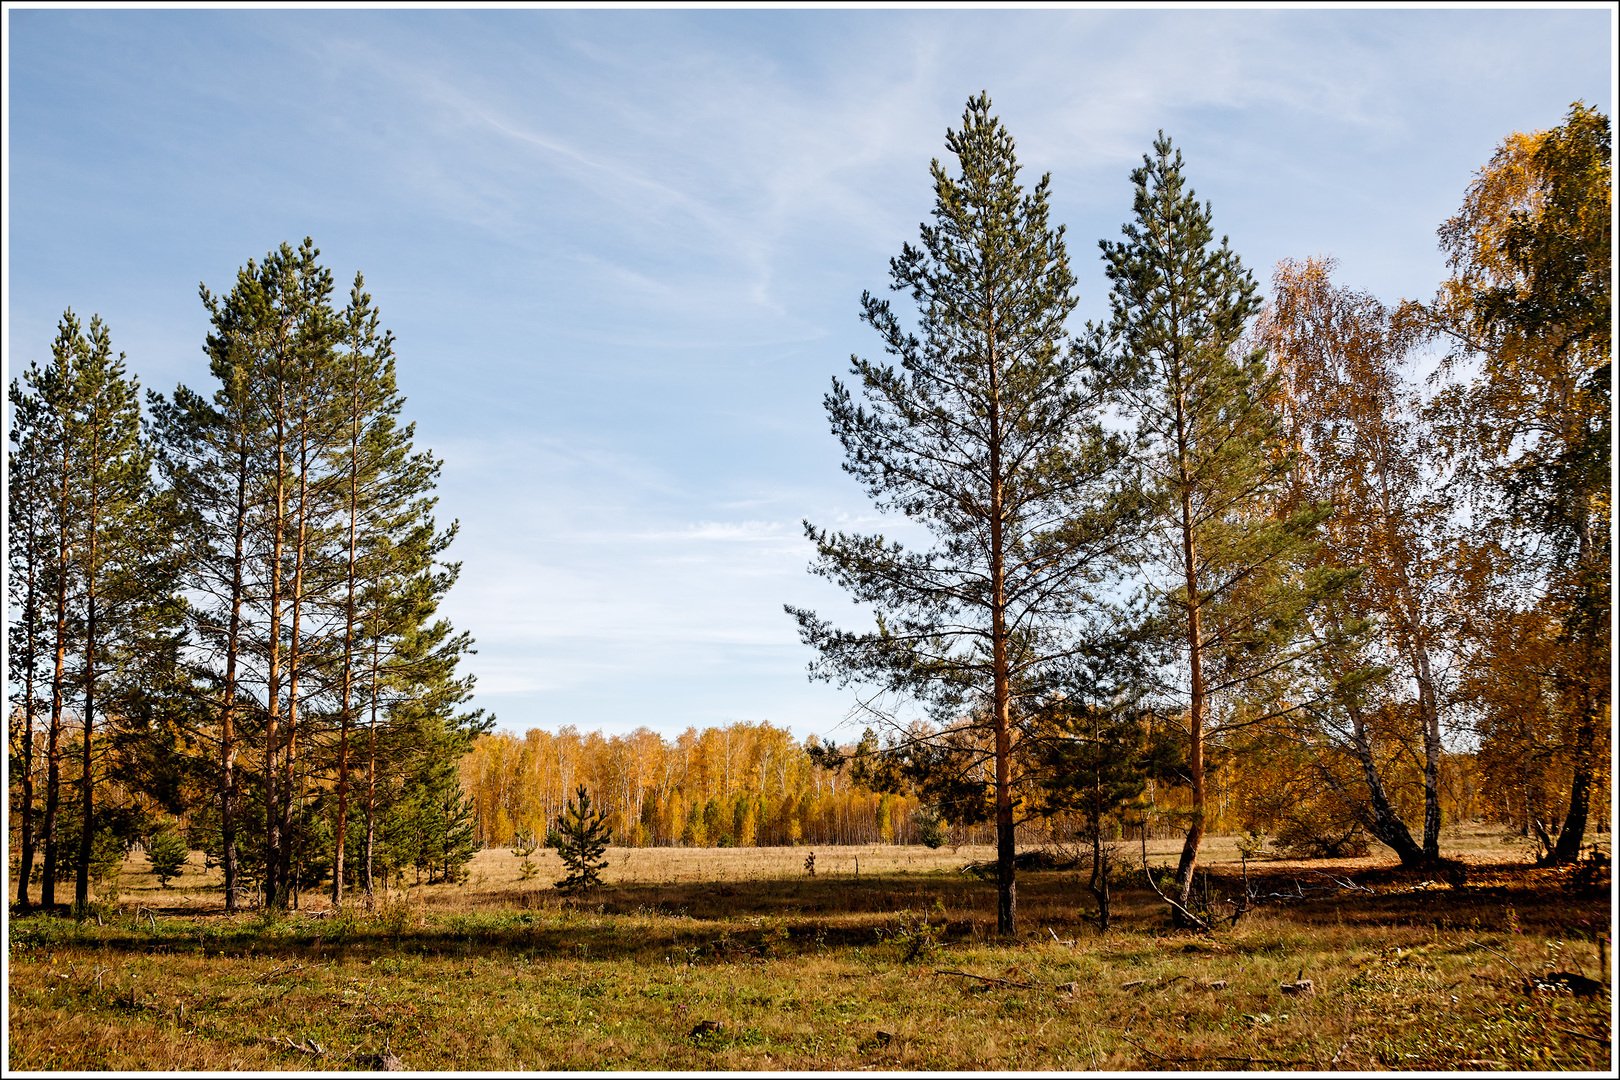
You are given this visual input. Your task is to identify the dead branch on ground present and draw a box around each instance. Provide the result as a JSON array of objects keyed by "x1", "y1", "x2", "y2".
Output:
[{"x1": 933, "y1": 969, "x2": 1041, "y2": 990}]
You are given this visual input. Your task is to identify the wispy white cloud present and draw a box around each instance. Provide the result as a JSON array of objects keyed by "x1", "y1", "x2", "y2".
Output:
[{"x1": 12, "y1": 6, "x2": 1607, "y2": 740}]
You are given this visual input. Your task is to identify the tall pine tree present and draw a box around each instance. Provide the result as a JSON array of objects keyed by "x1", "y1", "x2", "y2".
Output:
[
  {"x1": 67, "y1": 315, "x2": 177, "y2": 917},
  {"x1": 788, "y1": 94, "x2": 1136, "y2": 935},
  {"x1": 1089, "y1": 135, "x2": 1357, "y2": 924},
  {"x1": 8, "y1": 368, "x2": 56, "y2": 907},
  {"x1": 150, "y1": 310, "x2": 270, "y2": 912}
]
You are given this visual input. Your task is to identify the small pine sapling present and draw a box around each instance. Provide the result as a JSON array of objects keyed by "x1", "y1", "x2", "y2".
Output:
[
  {"x1": 512, "y1": 830, "x2": 540, "y2": 881},
  {"x1": 554, "y1": 785, "x2": 611, "y2": 893},
  {"x1": 914, "y1": 806, "x2": 948, "y2": 850},
  {"x1": 147, "y1": 829, "x2": 190, "y2": 888}
]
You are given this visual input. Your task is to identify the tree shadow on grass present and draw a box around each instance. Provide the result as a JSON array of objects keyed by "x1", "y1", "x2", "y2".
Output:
[{"x1": 10, "y1": 861, "x2": 1603, "y2": 965}]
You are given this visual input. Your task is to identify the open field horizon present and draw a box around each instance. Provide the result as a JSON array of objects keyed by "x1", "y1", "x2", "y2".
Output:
[{"x1": 56, "y1": 821, "x2": 1588, "y2": 914}]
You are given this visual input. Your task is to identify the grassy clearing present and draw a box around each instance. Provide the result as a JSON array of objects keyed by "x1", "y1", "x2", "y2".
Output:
[{"x1": 7, "y1": 825, "x2": 1611, "y2": 1072}]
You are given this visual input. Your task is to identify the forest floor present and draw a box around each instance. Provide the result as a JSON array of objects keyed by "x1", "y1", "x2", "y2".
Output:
[{"x1": 6, "y1": 825, "x2": 1612, "y2": 1072}]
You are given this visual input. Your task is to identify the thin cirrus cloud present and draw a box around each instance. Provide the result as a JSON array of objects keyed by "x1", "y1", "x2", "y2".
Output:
[{"x1": 5, "y1": 6, "x2": 1610, "y2": 741}]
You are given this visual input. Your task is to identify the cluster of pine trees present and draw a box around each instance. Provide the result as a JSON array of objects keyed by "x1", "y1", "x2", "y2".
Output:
[
  {"x1": 8, "y1": 240, "x2": 488, "y2": 914},
  {"x1": 786, "y1": 95, "x2": 1610, "y2": 934}
]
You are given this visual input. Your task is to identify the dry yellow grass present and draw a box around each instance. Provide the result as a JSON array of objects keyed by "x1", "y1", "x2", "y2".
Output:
[
  {"x1": 100, "y1": 823, "x2": 1568, "y2": 914},
  {"x1": 9, "y1": 824, "x2": 1610, "y2": 1072}
]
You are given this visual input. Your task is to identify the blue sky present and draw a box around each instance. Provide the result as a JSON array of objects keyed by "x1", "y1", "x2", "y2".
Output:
[{"x1": 4, "y1": 5, "x2": 1613, "y2": 743}]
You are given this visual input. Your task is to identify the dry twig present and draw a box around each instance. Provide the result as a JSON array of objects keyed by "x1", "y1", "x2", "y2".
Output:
[
  {"x1": 933, "y1": 969, "x2": 1041, "y2": 991},
  {"x1": 1122, "y1": 1034, "x2": 1308, "y2": 1068}
]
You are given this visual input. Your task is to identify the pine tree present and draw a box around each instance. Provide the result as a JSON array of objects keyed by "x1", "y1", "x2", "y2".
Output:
[
  {"x1": 9, "y1": 312, "x2": 176, "y2": 916},
  {"x1": 1036, "y1": 702, "x2": 1156, "y2": 933},
  {"x1": 328, "y1": 273, "x2": 405, "y2": 908},
  {"x1": 7, "y1": 376, "x2": 54, "y2": 907},
  {"x1": 147, "y1": 827, "x2": 190, "y2": 887},
  {"x1": 787, "y1": 93, "x2": 1137, "y2": 936},
  {"x1": 554, "y1": 784, "x2": 611, "y2": 893},
  {"x1": 26, "y1": 315, "x2": 89, "y2": 910},
  {"x1": 195, "y1": 239, "x2": 343, "y2": 911},
  {"x1": 1089, "y1": 134, "x2": 1358, "y2": 924},
  {"x1": 150, "y1": 345, "x2": 265, "y2": 913},
  {"x1": 355, "y1": 510, "x2": 485, "y2": 899},
  {"x1": 67, "y1": 314, "x2": 177, "y2": 918}
]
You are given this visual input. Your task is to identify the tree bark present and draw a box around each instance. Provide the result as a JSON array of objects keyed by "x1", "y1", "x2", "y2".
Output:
[
  {"x1": 15, "y1": 541, "x2": 41, "y2": 907},
  {"x1": 262, "y1": 395, "x2": 287, "y2": 910},
  {"x1": 218, "y1": 442, "x2": 251, "y2": 913},
  {"x1": 987, "y1": 306, "x2": 1016, "y2": 938},
  {"x1": 1171, "y1": 373, "x2": 1207, "y2": 924},
  {"x1": 1343, "y1": 704, "x2": 1428, "y2": 865},
  {"x1": 74, "y1": 453, "x2": 99, "y2": 919},
  {"x1": 41, "y1": 419, "x2": 74, "y2": 910}
]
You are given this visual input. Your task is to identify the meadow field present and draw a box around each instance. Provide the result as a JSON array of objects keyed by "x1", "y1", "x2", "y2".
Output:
[{"x1": 6, "y1": 825, "x2": 1612, "y2": 1072}]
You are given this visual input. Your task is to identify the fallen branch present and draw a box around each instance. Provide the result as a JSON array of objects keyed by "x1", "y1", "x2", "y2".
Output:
[
  {"x1": 1550, "y1": 1024, "x2": 1608, "y2": 1045},
  {"x1": 1139, "y1": 833, "x2": 1212, "y2": 932},
  {"x1": 1465, "y1": 940, "x2": 1528, "y2": 978},
  {"x1": 1122, "y1": 975, "x2": 1190, "y2": 993},
  {"x1": 265, "y1": 1036, "x2": 325, "y2": 1057},
  {"x1": 253, "y1": 961, "x2": 306, "y2": 985},
  {"x1": 933, "y1": 969, "x2": 1041, "y2": 991},
  {"x1": 1310, "y1": 871, "x2": 1369, "y2": 893}
]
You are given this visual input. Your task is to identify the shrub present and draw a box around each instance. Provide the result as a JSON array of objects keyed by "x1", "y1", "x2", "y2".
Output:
[{"x1": 914, "y1": 806, "x2": 948, "y2": 849}]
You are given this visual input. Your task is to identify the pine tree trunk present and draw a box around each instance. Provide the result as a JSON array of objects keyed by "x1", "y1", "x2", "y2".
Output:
[
  {"x1": 263, "y1": 425, "x2": 287, "y2": 910},
  {"x1": 219, "y1": 446, "x2": 250, "y2": 914},
  {"x1": 333, "y1": 372, "x2": 363, "y2": 909},
  {"x1": 364, "y1": 646, "x2": 381, "y2": 901},
  {"x1": 986, "y1": 315, "x2": 1017, "y2": 938},
  {"x1": 279, "y1": 435, "x2": 311, "y2": 911},
  {"x1": 40, "y1": 705, "x2": 63, "y2": 910},
  {"x1": 41, "y1": 432, "x2": 74, "y2": 910},
  {"x1": 1172, "y1": 385, "x2": 1207, "y2": 924},
  {"x1": 17, "y1": 700, "x2": 38, "y2": 907},
  {"x1": 75, "y1": 428, "x2": 101, "y2": 920},
  {"x1": 75, "y1": 588, "x2": 96, "y2": 918},
  {"x1": 16, "y1": 554, "x2": 41, "y2": 907}
]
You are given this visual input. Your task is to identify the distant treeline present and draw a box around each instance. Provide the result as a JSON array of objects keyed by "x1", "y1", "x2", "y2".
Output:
[
  {"x1": 458, "y1": 720, "x2": 1502, "y2": 852},
  {"x1": 461, "y1": 723, "x2": 939, "y2": 849}
]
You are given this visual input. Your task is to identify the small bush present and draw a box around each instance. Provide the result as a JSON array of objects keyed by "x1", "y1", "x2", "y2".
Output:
[{"x1": 876, "y1": 906, "x2": 944, "y2": 964}]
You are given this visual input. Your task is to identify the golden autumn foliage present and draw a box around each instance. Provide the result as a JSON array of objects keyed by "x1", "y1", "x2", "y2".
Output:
[
  {"x1": 458, "y1": 721, "x2": 962, "y2": 849},
  {"x1": 1425, "y1": 102, "x2": 1611, "y2": 864},
  {"x1": 1258, "y1": 256, "x2": 1457, "y2": 865}
]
